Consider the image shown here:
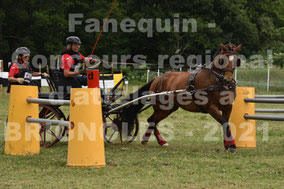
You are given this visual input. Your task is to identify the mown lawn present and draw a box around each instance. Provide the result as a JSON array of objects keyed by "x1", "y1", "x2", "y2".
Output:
[{"x1": 0, "y1": 86, "x2": 284, "y2": 189}]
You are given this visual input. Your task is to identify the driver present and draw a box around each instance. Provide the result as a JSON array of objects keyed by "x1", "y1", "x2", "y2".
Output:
[{"x1": 60, "y1": 36, "x2": 100, "y2": 86}]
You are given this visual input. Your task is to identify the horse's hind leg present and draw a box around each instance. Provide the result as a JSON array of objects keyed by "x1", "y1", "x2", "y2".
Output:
[
  {"x1": 142, "y1": 105, "x2": 178, "y2": 146},
  {"x1": 141, "y1": 119, "x2": 156, "y2": 145}
]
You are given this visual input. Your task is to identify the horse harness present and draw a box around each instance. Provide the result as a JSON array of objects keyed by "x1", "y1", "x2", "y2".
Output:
[
  {"x1": 184, "y1": 65, "x2": 237, "y2": 113},
  {"x1": 187, "y1": 48, "x2": 238, "y2": 95},
  {"x1": 186, "y1": 64, "x2": 237, "y2": 95}
]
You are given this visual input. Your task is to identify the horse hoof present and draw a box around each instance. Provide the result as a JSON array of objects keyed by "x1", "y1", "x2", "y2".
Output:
[
  {"x1": 141, "y1": 141, "x2": 148, "y2": 145},
  {"x1": 161, "y1": 143, "x2": 168, "y2": 147},
  {"x1": 229, "y1": 148, "x2": 238, "y2": 153}
]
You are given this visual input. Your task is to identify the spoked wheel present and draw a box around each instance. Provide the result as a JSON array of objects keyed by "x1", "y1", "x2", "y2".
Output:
[
  {"x1": 124, "y1": 116, "x2": 139, "y2": 143},
  {"x1": 104, "y1": 116, "x2": 120, "y2": 143},
  {"x1": 39, "y1": 105, "x2": 66, "y2": 148},
  {"x1": 103, "y1": 114, "x2": 139, "y2": 143}
]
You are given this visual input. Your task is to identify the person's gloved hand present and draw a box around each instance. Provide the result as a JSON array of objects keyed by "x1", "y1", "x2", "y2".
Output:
[
  {"x1": 17, "y1": 78, "x2": 25, "y2": 84},
  {"x1": 79, "y1": 69, "x2": 87, "y2": 75},
  {"x1": 90, "y1": 58, "x2": 96, "y2": 64},
  {"x1": 88, "y1": 59, "x2": 102, "y2": 69},
  {"x1": 41, "y1": 73, "x2": 49, "y2": 78}
]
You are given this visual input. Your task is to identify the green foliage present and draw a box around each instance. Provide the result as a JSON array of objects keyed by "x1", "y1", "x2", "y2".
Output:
[
  {"x1": 273, "y1": 53, "x2": 284, "y2": 69},
  {"x1": 0, "y1": 0, "x2": 283, "y2": 70}
]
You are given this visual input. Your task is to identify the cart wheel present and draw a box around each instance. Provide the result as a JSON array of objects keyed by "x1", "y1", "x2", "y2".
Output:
[
  {"x1": 125, "y1": 116, "x2": 139, "y2": 143},
  {"x1": 39, "y1": 105, "x2": 66, "y2": 148},
  {"x1": 103, "y1": 115, "x2": 120, "y2": 143},
  {"x1": 104, "y1": 115, "x2": 139, "y2": 143}
]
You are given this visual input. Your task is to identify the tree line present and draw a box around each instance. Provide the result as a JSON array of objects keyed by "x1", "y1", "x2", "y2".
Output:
[{"x1": 0, "y1": 0, "x2": 283, "y2": 71}]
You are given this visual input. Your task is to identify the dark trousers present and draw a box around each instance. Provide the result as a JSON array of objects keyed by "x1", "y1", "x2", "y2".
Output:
[
  {"x1": 74, "y1": 75, "x2": 87, "y2": 86},
  {"x1": 74, "y1": 75, "x2": 105, "y2": 97}
]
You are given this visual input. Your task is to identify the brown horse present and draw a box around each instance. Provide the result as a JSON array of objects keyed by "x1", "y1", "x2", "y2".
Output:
[{"x1": 121, "y1": 42, "x2": 241, "y2": 152}]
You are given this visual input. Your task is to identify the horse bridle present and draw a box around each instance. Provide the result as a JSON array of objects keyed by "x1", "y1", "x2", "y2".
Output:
[
  {"x1": 208, "y1": 51, "x2": 238, "y2": 89},
  {"x1": 186, "y1": 48, "x2": 239, "y2": 94},
  {"x1": 216, "y1": 50, "x2": 238, "y2": 71}
]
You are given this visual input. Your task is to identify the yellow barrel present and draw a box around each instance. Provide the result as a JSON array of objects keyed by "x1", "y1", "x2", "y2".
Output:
[
  {"x1": 102, "y1": 73, "x2": 123, "y2": 88},
  {"x1": 67, "y1": 88, "x2": 106, "y2": 167},
  {"x1": 113, "y1": 73, "x2": 123, "y2": 88},
  {"x1": 229, "y1": 87, "x2": 256, "y2": 148},
  {"x1": 5, "y1": 85, "x2": 40, "y2": 155}
]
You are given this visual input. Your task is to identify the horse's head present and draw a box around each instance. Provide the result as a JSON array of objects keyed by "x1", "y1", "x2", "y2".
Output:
[{"x1": 213, "y1": 42, "x2": 241, "y2": 82}]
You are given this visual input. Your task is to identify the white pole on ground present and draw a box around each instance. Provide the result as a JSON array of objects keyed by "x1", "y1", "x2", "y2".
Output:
[
  {"x1": 267, "y1": 67, "x2": 270, "y2": 91},
  {"x1": 157, "y1": 68, "x2": 160, "y2": 76},
  {"x1": 147, "y1": 69, "x2": 150, "y2": 83}
]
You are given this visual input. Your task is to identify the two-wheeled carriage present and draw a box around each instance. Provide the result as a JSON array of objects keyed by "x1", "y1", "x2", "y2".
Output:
[{"x1": 38, "y1": 69, "x2": 140, "y2": 147}]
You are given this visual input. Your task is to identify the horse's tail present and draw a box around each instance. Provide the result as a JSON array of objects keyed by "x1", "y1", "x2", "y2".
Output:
[
  {"x1": 122, "y1": 79, "x2": 155, "y2": 116},
  {"x1": 119, "y1": 79, "x2": 155, "y2": 134}
]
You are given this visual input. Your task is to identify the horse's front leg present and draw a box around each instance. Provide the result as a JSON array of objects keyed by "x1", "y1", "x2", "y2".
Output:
[
  {"x1": 222, "y1": 106, "x2": 237, "y2": 151},
  {"x1": 207, "y1": 105, "x2": 237, "y2": 153}
]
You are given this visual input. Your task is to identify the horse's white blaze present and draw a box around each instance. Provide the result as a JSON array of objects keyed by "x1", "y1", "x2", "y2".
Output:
[{"x1": 229, "y1": 55, "x2": 234, "y2": 61}]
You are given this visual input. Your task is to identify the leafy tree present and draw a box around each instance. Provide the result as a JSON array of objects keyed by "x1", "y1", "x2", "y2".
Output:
[{"x1": 0, "y1": 0, "x2": 283, "y2": 71}]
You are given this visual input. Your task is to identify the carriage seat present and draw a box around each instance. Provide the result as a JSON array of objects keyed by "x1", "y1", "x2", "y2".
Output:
[{"x1": 49, "y1": 69, "x2": 81, "y2": 98}]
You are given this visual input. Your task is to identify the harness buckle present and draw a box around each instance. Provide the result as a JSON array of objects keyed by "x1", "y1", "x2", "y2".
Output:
[{"x1": 186, "y1": 85, "x2": 195, "y2": 92}]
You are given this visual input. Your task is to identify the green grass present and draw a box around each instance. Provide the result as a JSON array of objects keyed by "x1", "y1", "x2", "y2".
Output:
[{"x1": 0, "y1": 86, "x2": 284, "y2": 188}]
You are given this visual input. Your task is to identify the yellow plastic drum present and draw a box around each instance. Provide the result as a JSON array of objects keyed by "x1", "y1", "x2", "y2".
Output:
[
  {"x1": 67, "y1": 88, "x2": 106, "y2": 167},
  {"x1": 5, "y1": 85, "x2": 40, "y2": 155},
  {"x1": 229, "y1": 87, "x2": 256, "y2": 148}
]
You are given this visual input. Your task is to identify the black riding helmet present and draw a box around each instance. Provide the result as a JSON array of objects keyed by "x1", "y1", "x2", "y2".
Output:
[{"x1": 66, "y1": 36, "x2": 82, "y2": 45}]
